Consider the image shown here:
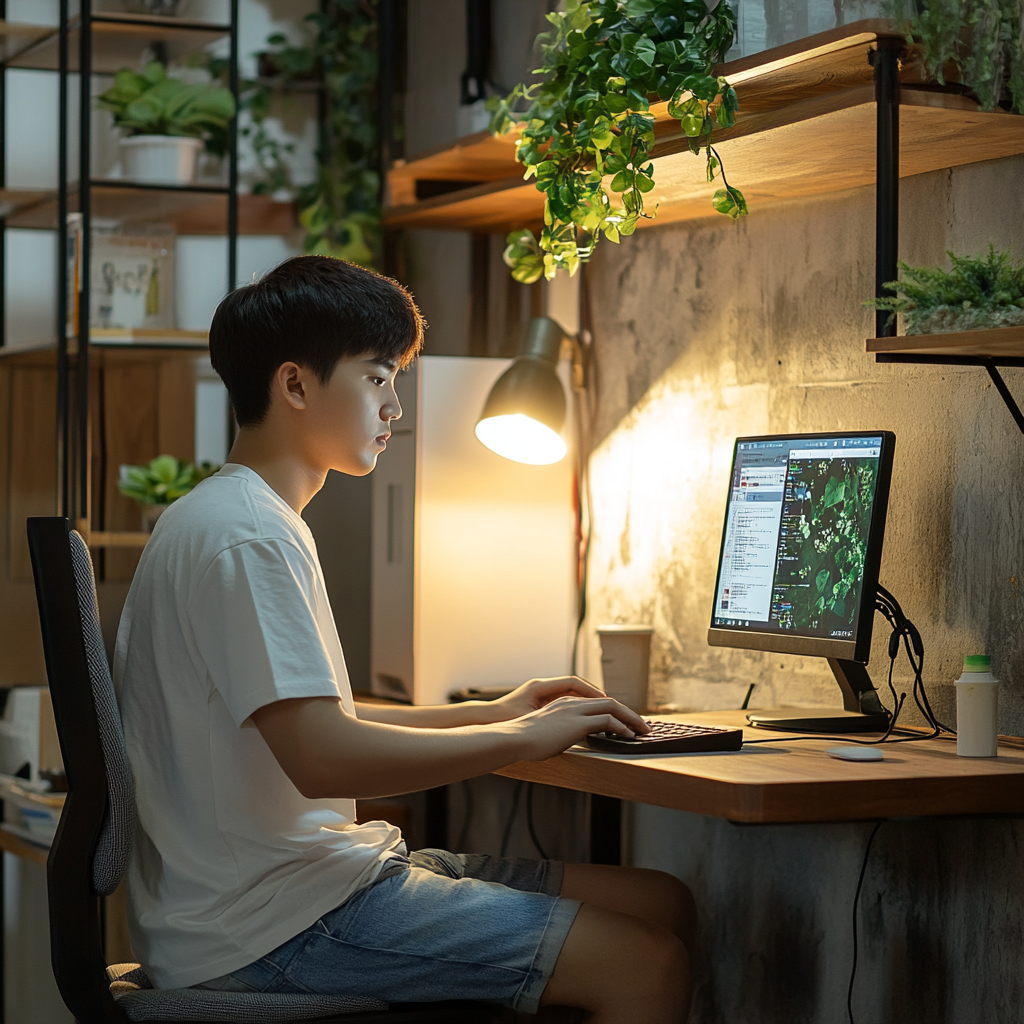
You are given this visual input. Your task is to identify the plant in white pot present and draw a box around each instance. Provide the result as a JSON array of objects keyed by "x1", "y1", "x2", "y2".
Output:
[
  {"x1": 97, "y1": 62, "x2": 236, "y2": 185},
  {"x1": 118, "y1": 455, "x2": 219, "y2": 532}
]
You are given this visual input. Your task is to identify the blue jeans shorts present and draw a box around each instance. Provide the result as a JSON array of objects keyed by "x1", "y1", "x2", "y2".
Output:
[{"x1": 196, "y1": 850, "x2": 582, "y2": 1013}]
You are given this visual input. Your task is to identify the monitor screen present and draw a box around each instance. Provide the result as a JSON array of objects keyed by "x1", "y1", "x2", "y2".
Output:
[{"x1": 708, "y1": 431, "x2": 895, "y2": 662}]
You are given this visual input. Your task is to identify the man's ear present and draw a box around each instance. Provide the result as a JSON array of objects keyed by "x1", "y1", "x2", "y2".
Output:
[{"x1": 274, "y1": 362, "x2": 308, "y2": 411}]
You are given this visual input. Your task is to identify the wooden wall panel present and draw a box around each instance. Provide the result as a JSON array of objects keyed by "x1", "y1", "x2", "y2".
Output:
[
  {"x1": 0, "y1": 364, "x2": 53, "y2": 684},
  {"x1": 101, "y1": 364, "x2": 158, "y2": 580},
  {"x1": 157, "y1": 358, "x2": 196, "y2": 459}
]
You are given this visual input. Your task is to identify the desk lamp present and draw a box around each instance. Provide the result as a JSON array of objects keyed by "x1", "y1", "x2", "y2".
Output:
[{"x1": 475, "y1": 316, "x2": 582, "y2": 465}]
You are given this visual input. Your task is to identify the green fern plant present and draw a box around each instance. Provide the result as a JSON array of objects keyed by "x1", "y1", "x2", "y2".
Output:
[
  {"x1": 489, "y1": 0, "x2": 742, "y2": 283},
  {"x1": 866, "y1": 245, "x2": 1024, "y2": 335}
]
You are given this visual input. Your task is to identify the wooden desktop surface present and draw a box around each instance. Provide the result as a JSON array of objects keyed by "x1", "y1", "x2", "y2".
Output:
[{"x1": 494, "y1": 710, "x2": 1024, "y2": 824}]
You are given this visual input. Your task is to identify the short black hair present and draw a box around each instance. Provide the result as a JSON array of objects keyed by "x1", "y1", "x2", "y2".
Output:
[{"x1": 209, "y1": 255, "x2": 425, "y2": 426}]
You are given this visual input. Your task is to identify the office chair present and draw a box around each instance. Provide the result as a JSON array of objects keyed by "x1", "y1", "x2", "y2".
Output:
[{"x1": 27, "y1": 517, "x2": 501, "y2": 1024}]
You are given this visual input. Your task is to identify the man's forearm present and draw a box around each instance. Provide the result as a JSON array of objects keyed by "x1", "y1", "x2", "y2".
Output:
[
  {"x1": 354, "y1": 699, "x2": 504, "y2": 729},
  {"x1": 255, "y1": 697, "x2": 524, "y2": 799}
]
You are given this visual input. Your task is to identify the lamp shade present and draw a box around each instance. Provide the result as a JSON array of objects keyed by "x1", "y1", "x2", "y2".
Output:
[{"x1": 475, "y1": 318, "x2": 568, "y2": 465}]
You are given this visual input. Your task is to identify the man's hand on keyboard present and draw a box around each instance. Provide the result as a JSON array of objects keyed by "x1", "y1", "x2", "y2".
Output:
[
  {"x1": 511, "y1": 695, "x2": 651, "y2": 762},
  {"x1": 490, "y1": 675, "x2": 631, "y2": 721}
]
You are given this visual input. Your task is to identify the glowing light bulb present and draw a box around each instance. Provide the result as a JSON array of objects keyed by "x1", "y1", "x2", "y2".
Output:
[{"x1": 475, "y1": 414, "x2": 567, "y2": 465}]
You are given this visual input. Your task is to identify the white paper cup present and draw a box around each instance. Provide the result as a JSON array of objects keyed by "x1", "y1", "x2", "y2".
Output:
[{"x1": 597, "y1": 625, "x2": 653, "y2": 713}]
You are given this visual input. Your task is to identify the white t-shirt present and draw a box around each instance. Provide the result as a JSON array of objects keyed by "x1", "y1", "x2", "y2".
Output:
[{"x1": 113, "y1": 464, "x2": 405, "y2": 989}]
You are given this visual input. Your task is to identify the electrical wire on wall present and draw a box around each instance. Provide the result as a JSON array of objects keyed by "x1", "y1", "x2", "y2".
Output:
[{"x1": 571, "y1": 264, "x2": 599, "y2": 677}]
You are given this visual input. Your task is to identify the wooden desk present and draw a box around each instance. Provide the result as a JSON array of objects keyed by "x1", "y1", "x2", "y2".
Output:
[{"x1": 495, "y1": 710, "x2": 1024, "y2": 825}]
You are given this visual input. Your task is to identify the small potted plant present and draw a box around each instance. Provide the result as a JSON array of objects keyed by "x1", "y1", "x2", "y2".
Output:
[
  {"x1": 868, "y1": 245, "x2": 1024, "y2": 335},
  {"x1": 97, "y1": 62, "x2": 236, "y2": 185},
  {"x1": 118, "y1": 455, "x2": 219, "y2": 532}
]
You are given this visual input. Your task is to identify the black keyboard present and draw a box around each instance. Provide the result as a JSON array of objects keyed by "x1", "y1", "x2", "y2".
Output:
[{"x1": 585, "y1": 720, "x2": 744, "y2": 754}]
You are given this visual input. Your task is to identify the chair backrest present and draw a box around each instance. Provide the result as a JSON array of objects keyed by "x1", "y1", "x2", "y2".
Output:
[{"x1": 28, "y1": 517, "x2": 133, "y2": 1024}]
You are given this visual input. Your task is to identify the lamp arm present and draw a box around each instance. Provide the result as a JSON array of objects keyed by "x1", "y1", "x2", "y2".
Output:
[{"x1": 561, "y1": 333, "x2": 587, "y2": 392}]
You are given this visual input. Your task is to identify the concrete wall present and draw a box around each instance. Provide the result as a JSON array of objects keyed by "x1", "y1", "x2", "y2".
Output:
[{"x1": 579, "y1": 155, "x2": 1024, "y2": 1023}]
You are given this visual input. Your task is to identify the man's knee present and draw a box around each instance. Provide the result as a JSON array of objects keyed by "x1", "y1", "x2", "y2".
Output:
[
  {"x1": 635, "y1": 868, "x2": 697, "y2": 945},
  {"x1": 640, "y1": 925, "x2": 690, "y2": 995}
]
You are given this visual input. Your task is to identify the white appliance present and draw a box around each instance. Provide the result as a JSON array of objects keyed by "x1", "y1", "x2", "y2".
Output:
[{"x1": 370, "y1": 356, "x2": 576, "y2": 705}]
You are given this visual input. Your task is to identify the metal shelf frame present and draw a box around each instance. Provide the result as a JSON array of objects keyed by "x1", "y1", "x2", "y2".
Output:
[
  {"x1": 868, "y1": 40, "x2": 1024, "y2": 436},
  {"x1": 33, "y1": 0, "x2": 241, "y2": 526}
]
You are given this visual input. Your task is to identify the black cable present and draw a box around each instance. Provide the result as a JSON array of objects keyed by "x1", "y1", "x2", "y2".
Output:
[
  {"x1": 499, "y1": 780, "x2": 523, "y2": 858},
  {"x1": 848, "y1": 820, "x2": 884, "y2": 1024},
  {"x1": 525, "y1": 783, "x2": 549, "y2": 859}
]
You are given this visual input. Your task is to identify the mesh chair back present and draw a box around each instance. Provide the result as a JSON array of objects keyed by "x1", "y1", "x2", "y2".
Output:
[{"x1": 67, "y1": 528, "x2": 137, "y2": 896}]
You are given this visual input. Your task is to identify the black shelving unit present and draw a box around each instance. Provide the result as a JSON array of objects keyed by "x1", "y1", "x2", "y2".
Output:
[{"x1": 43, "y1": 1, "x2": 241, "y2": 526}]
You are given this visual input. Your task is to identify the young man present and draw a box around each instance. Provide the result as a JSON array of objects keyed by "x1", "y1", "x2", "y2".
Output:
[{"x1": 114, "y1": 256, "x2": 694, "y2": 1023}]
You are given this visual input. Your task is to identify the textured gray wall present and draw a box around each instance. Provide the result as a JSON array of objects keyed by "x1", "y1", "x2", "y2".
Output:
[{"x1": 580, "y1": 154, "x2": 1024, "y2": 1023}]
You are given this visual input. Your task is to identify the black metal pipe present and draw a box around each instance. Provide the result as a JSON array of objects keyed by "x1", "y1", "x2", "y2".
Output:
[
  {"x1": 227, "y1": 0, "x2": 239, "y2": 292},
  {"x1": 985, "y1": 363, "x2": 1024, "y2": 436},
  {"x1": 460, "y1": 0, "x2": 491, "y2": 105},
  {"x1": 78, "y1": 0, "x2": 92, "y2": 525},
  {"x1": 378, "y1": 0, "x2": 397, "y2": 187},
  {"x1": 872, "y1": 39, "x2": 901, "y2": 339},
  {"x1": 57, "y1": 0, "x2": 69, "y2": 517}
]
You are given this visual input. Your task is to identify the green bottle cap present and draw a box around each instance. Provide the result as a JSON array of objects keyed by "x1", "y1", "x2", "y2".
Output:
[{"x1": 963, "y1": 655, "x2": 991, "y2": 672}]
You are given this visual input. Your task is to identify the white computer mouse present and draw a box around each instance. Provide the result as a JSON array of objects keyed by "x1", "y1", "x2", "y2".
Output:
[{"x1": 827, "y1": 746, "x2": 884, "y2": 762}]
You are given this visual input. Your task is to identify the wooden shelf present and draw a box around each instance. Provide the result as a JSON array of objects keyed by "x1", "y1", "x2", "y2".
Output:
[
  {"x1": 6, "y1": 189, "x2": 296, "y2": 235},
  {"x1": 0, "y1": 824, "x2": 49, "y2": 866},
  {"x1": 0, "y1": 336, "x2": 208, "y2": 366},
  {"x1": 868, "y1": 326, "x2": 1024, "y2": 359},
  {"x1": 10, "y1": 13, "x2": 230, "y2": 73},
  {"x1": 0, "y1": 20, "x2": 60, "y2": 65},
  {"x1": 89, "y1": 328, "x2": 208, "y2": 348},
  {"x1": 383, "y1": 20, "x2": 1024, "y2": 233}
]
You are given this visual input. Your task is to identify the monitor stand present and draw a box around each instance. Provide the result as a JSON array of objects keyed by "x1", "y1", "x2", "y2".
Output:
[{"x1": 745, "y1": 659, "x2": 891, "y2": 733}]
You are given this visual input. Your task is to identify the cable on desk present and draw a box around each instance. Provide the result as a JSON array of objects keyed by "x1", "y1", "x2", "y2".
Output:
[
  {"x1": 848, "y1": 820, "x2": 884, "y2": 1024},
  {"x1": 747, "y1": 584, "x2": 955, "y2": 748}
]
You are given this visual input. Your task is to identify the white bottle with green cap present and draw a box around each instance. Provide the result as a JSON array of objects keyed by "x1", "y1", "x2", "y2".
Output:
[{"x1": 955, "y1": 655, "x2": 999, "y2": 757}]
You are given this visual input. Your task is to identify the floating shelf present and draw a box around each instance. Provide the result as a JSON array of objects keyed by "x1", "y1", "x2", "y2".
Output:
[
  {"x1": 383, "y1": 20, "x2": 1024, "y2": 234},
  {"x1": 868, "y1": 326, "x2": 1024, "y2": 360},
  {"x1": 11, "y1": 12, "x2": 230, "y2": 73}
]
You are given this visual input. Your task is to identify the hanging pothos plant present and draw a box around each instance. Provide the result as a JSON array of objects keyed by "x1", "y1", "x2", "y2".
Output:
[
  {"x1": 488, "y1": 0, "x2": 743, "y2": 283},
  {"x1": 208, "y1": 0, "x2": 381, "y2": 267},
  {"x1": 887, "y1": 0, "x2": 1024, "y2": 113}
]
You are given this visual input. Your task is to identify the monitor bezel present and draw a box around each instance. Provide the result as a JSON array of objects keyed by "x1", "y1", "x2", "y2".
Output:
[{"x1": 707, "y1": 430, "x2": 896, "y2": 664}]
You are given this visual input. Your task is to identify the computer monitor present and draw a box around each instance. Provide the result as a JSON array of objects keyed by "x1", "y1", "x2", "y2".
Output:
[{"x1": 707, "y1": 431, "x2": 896, "y2": 732}]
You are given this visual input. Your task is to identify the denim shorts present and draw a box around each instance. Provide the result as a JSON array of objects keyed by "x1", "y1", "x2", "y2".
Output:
[{"x1": 195, "y1": 849, "x2": 581, "y2": 1013}]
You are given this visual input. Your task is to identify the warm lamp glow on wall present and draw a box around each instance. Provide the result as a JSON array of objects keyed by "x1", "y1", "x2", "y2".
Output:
[{"x1": 475, "y1": 316, "x2": 581, "y2": 465}]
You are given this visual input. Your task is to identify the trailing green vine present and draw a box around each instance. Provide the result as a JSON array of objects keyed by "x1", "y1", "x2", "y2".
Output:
[
  {"x1": 209, "y1": 0, "x2": 381, "y2": 267},
  {"x1": 489, "y1": 0, "x2": 743, "y2": 283},
  {"x1": 887, "y1": 0, "x2": 1024, "y2": 112}
]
